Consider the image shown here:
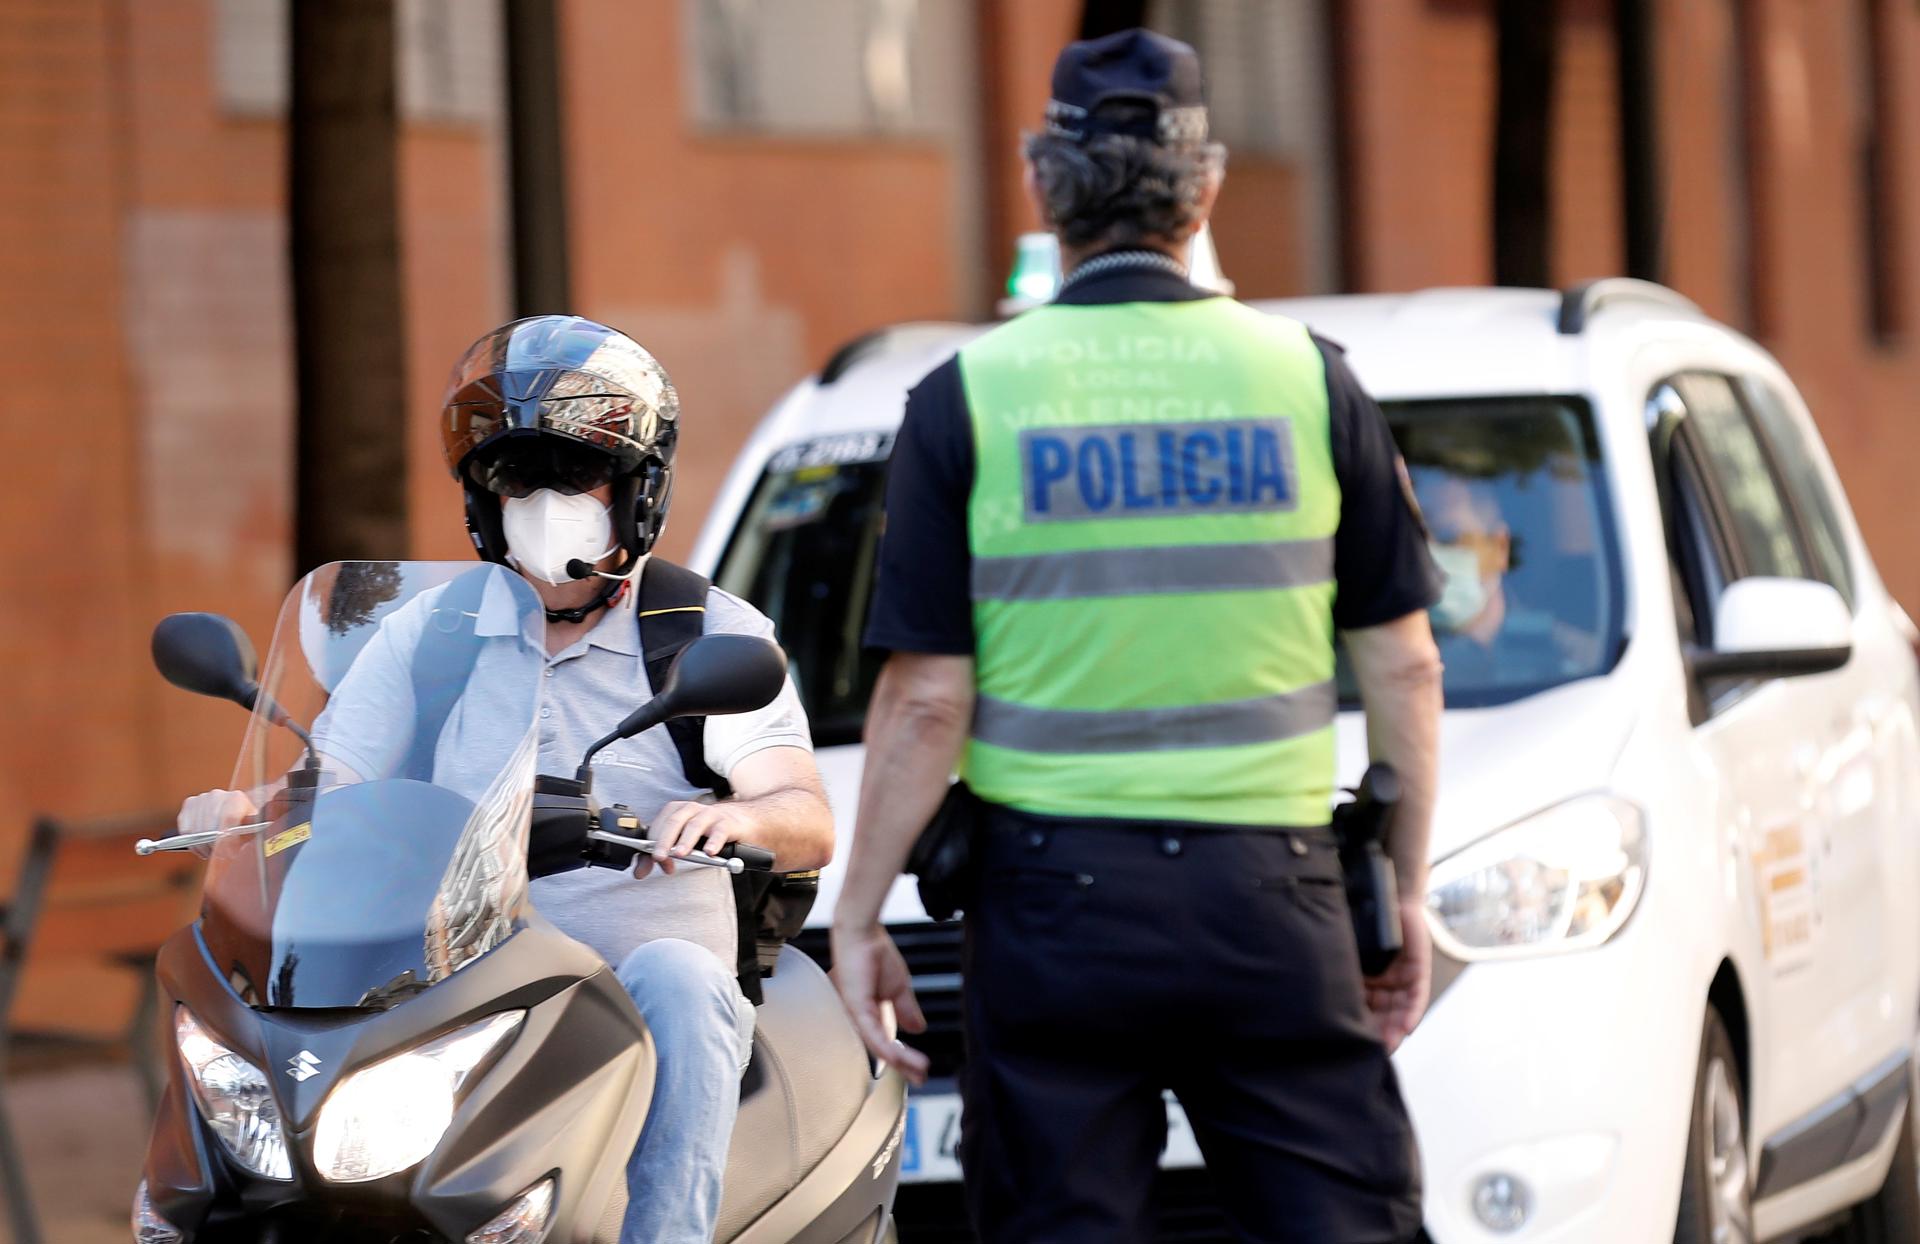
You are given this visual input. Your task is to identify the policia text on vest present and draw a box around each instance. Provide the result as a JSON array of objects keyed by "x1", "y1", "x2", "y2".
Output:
[{"x1": 1023, "y1": 417, "x2": 1296, "y2": 520}]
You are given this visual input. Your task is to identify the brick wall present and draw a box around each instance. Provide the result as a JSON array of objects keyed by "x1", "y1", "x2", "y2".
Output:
[
  {"x1": 0, "y1": 1, "x2": 152, "y2": 831},
  {"x1": 555, "y1": 0, "x2": 974, "y2": 561},
  {"x1": 1553, "y1": 0, "x2": 1626, "y2": 285},
  {"x1": 1694, "y1": 0, "x2": 1920, "y2": 611},
  {"x1": 0, "y1": 0, "x2": 512, "y2": 1034},
  {"x1": 10, "y1": 0, "x2": 1920, "y2": 1038},
  {"x1": 1343, "y1": 0, "x2": 1497, "y2": 290},
  {"x1": 1333, "y1": 0, "x2": 1920, "y2": 616}
]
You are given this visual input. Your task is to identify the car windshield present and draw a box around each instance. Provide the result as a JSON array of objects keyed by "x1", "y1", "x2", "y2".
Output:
[
  {"x1": 198, "y1": 561, "x2": 547, "y2": 1010},
  {"x1": 1364, "y1": 395, "x2": 1624, "y2": 707},
  {"x1": 716, "y1": 399, "x2": 1622, "y2": 735},
  {"x1": 715, "y1": 433, "x2": 894, "y2": 747}
]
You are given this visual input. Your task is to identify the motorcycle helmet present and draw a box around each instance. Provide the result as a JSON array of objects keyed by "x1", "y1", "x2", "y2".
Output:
[{"x1": 441, "y1": 316, "x2": 680, "y2": 568}]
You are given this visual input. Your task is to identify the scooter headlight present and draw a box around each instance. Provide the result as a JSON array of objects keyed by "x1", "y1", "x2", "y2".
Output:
[
  {"x1": 314, "y1": 1011, "x2": 523, "y2": 1183},
  {"x1": 1426, "y1": 795, "x2": 1647, "y2": 960},
  {"x1": 175, "y1": 1009, "x2": 291, "y2": 1180}
]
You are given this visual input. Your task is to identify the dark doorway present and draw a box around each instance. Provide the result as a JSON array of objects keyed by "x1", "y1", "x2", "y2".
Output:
[
  {"x1": 1492, "y1": 0, "x2": 1559, "y2": 287},
  {"x1": 1616, "y1": 0, "x2": 1663, "y2": 281},
  {"x1": 505, "y1": 0, "x2": 572, "y2": 318}
]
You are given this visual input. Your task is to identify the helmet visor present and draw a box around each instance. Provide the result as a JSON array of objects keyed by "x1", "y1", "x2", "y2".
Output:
[
  {"x1": 445, "y1": 391, "x2": 655, "y2": 478},
  {"x1": 469, "y1": 437, "x2": 623, "y2": 498}
]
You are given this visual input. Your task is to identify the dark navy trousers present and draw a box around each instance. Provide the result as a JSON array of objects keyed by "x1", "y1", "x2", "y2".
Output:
[{"x1": 958, "y1": 807, "x2": 1424, "y2": 1244}]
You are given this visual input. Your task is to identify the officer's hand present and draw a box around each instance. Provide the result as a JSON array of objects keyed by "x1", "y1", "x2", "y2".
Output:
[
  {"x1": 175, "y1": 789, "x2": 259, "y2": 859},
  {"x1": 829, "y1": 923, "x2": 930, "y2": 1086},
  {"x1": 634, "y1": 800, "x2": 756, "y2": 879},
  {"x1": 1364, "y1": 896, "x2": 1432, "y2": 1053}
]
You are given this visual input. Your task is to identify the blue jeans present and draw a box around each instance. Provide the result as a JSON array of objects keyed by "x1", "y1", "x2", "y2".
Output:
[{"x1": 616, "y1": 938, "x2": 754, "y2": 1244}]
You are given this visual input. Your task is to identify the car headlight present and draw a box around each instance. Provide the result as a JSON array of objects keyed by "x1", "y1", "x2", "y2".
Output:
[
  {"x1": 1426, "y1": 795, "x2": 1647, "y2": 960},
  {"x1": 313, "y1": 1012, "x2": 523, "y2": 1183},
  {"x1": 175, "y1": 1008, "x2": 291, "y2": 1180}
]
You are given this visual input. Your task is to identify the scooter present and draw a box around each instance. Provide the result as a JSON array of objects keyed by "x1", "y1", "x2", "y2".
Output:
[{"x1": 131, "y1": 561, "x2": 905, "y2": 1243}]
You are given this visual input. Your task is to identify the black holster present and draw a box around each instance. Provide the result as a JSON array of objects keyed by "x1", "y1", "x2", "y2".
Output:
[
  {"x1": 1331, "y1": 764, "x2": 1406, "y2": 977},
  {"x1": 907, "y1": 781, "x2": 983, "y2": 922}
]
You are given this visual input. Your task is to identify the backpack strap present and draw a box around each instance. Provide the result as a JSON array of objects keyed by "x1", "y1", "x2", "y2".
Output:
[
  {"x1": 637, "y1": 559, "x2": 732, "y2": 799},
  {"x1": 402, "y1": 567, "x2": 494, "y2": 782},
  {"x1": 638, "y1": 559, "x2": 781, "y2": 1002}
]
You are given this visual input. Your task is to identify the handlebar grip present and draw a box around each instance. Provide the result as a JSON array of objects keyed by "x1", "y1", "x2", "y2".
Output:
[{"x1": 720, "y1": 843, "x2": 776, "y2": 873}]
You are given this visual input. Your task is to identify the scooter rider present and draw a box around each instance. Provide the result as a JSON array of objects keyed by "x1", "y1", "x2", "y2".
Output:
[
  {"x1": 178, "y1": 315, "x2": 835, "y2": 1244},
  {"x1": 831, "y1": 29, "x2": 1443, "y2": 1244}
]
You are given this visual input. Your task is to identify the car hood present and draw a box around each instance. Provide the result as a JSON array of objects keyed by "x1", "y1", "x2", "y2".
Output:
[
  {"x1": 1335, "y1": 676, "x2": 1635, "y2": 861},
  {"x1": 804, "y1": 676, "x2": 1636, "y2": 925}
]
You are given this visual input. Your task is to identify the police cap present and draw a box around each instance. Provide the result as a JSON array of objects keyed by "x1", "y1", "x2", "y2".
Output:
[{"x1": 1044, "y1": 28, "x2": 1208, "y2": 146}]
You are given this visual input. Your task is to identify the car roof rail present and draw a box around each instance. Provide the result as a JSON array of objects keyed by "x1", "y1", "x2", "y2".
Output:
[
  {"x1": 1556, "y1": 278, "x2": 1704, "y2": 335},
  {"x1": 818, "y1": 329, "x2": 892, "y2": 385}
]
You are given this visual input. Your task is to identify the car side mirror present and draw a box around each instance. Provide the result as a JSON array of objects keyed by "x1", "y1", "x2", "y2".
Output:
[
  {"x1": 577, "y1": 635, "x2": 789, "y2": 780},
  {"x1": 1691, "y1": 577, "x2": 1852, "y2": 680},
  {"x1": 152, "y1": 613, "x2": 263, "y2": 711}
]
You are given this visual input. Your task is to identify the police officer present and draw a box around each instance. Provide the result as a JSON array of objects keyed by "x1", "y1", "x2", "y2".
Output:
[{"x1": 830, "y1": 28, "x2": 1443, "y2": 1244}]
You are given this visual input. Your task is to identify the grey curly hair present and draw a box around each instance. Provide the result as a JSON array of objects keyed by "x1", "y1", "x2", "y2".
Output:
[{"x1": 1023, "y1": 110, "x2": 1226, "y2": 251}]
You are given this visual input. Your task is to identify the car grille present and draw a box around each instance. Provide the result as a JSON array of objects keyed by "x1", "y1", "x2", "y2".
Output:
[{"x1": 792, "y1": 921, "x2": 968, "y2": 1079}]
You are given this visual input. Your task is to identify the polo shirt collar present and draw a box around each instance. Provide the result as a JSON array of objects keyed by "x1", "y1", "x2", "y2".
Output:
[{"x1": 474, "y1": 563, "x2": 645, "y2": 659}]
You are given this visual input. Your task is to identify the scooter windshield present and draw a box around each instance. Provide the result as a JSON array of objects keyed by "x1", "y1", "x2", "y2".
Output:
[{"x1": 198, "y1": 562, "x2": 547, "y2": 1010}]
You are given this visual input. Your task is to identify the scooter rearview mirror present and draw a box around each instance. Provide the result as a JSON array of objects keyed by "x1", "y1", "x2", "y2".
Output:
[
  {"x1": 152, "y1": 613, "x2": 316, "y2": 760},
  {"x1": 152, "y1": 612, "x2": 263, "y2": 711},
  {"x1": 577, "y1": 635, "x2": 789, "y2": 781},
  {"x1": 652, "y1": 634, "x2": 790, "y2": 721}
]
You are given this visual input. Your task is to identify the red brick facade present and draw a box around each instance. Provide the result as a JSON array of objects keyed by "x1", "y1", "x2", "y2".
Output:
[{"x1": 4, "y1": 0, "x2": 1920, "y2": 1030}]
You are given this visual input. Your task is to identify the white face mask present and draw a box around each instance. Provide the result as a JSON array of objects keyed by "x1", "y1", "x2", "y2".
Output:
[
  {"x1": 502, "y1": 489, "x2": 617, "y2": 585},
  {"x1": 1428, "y1": 541, "x2": 1489, "y2": 632}
]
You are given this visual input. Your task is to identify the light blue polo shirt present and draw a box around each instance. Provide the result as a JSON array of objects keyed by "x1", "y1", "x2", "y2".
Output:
[{"x1": 309, "y1": 568, "x2": 813, "y2": 971}]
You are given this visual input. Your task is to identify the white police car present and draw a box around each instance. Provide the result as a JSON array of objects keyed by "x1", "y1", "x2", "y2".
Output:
[{"x1": 687, "y1": 270, "x2": 1920, "y2": 1242}]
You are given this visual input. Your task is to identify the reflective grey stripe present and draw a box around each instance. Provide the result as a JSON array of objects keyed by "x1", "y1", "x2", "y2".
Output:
[
  {"x1": 971, "y1": 539, "x2": 1334, "y2": 602},
  {"x1": 971, "y1": 681, "x2": 1336, "y2": 754}
]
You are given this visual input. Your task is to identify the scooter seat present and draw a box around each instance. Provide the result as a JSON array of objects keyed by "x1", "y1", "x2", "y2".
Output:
[{"x1": 714, "y1": 944, "x2": 872, "y2": 1239}]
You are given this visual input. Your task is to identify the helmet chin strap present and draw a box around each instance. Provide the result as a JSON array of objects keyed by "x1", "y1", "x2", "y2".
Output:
[{"x1": 543, "y1": 552, "x2": 641, "y2": 624}]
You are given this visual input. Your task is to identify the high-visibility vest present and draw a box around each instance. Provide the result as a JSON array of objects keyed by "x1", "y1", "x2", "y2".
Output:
[{"x1": 957, "y1": 296, "x2": 1341, "y2": 826}]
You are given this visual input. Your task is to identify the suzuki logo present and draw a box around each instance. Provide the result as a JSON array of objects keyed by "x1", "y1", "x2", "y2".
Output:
[{"x1": 287, "y1": 1050, "x2": 323, "y2": 1082}]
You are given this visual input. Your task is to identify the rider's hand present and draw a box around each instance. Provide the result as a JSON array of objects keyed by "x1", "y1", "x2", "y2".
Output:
[
  {"x1": 829, "y1": 922, "x2": 930, "y2": 1086},
  {"x1": 633, "y1": 799, "x2": 757, "y2": 879},
  {"x1": 174, "y1": 789, "x2": 259, "y2": 858},
  {"x1": 1364, "y1": 896, "x2": 1433, "y2": 1054}
]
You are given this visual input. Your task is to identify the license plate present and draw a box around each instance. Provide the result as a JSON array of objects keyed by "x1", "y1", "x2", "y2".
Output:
[{"x1": 899, "y1": 1091, "x2": 1205, "y2": 1183}]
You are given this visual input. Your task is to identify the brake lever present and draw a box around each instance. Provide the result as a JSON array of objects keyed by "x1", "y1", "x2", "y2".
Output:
[
  {"x1": 586, "y1": 828, "x2": 745, "y2": 875},
  {"x1": 135, "y1": 820, "x2": 276, "y2": 856}
]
